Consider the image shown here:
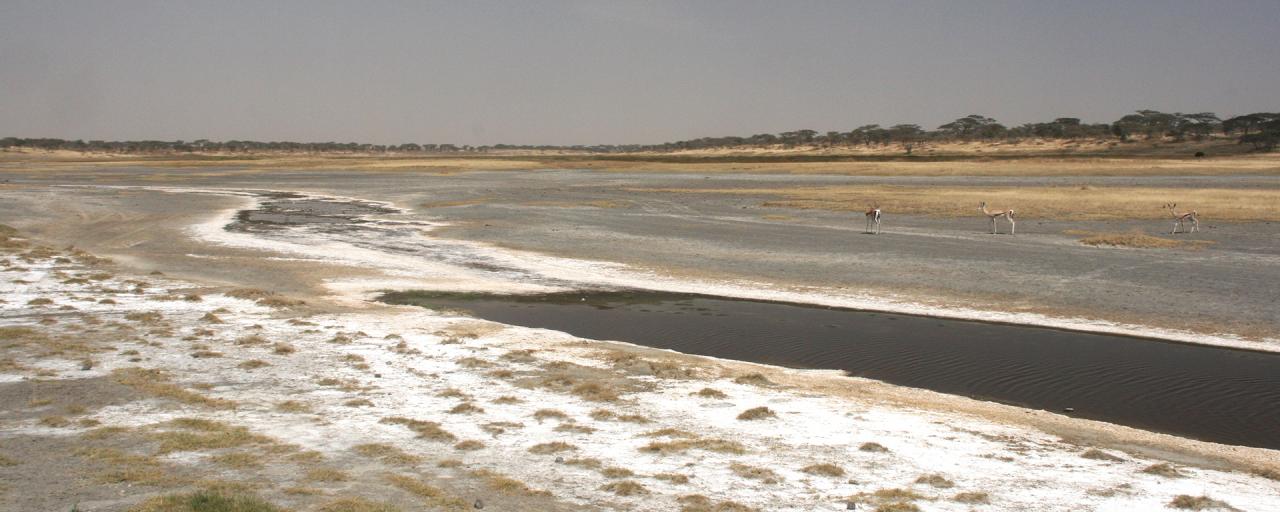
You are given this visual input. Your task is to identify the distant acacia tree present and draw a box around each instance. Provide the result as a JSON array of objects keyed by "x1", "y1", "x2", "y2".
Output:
[{"x1": 938, "y1": 115, "x2": 1005, "y2": 140}]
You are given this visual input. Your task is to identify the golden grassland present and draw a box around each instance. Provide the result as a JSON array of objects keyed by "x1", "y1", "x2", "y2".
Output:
[
  {"x1": 636, "y1": 185, "x2": 1280, "y2": 221},
  {"x1": 1065, "y1": 230, "x2": 1217, "y2": 250}
]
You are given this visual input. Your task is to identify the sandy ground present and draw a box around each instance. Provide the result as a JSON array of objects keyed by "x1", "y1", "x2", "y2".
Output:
[{"x1": 1, "y1": 163, "x2": 1278, "y2": 511}]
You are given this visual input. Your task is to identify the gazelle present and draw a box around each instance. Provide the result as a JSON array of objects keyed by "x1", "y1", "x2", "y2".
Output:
[
  {"x1": 1164, "y1": 203, "x2": 1199, "y2": 234},
  {"x1": 979, "y1": 202, "x2": 1015, "y2": 234},
  {"x1": 865, "y1": 205, "x2": 882, "y2": 234}
]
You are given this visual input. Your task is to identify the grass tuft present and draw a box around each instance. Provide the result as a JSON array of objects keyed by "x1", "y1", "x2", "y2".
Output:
[
  {"x1": 1081, "y1": 448, "x2": 1124, "y2": 461},
  {"x1": 528, "y1": 441, "x2": 578, "y2": 454},
  {"x1": 914, "y1": 473, "x2": 954, "y2": 488},
  {"x1": 1168, "y1": 495, "x2": 1239, "y2": 510},
  {"x1": 127, "y1": 489, "x2": 282, "y2": 512},
  {"x1": 953, "y1": 491, "x2": 990, "y2": 504},
  {"x1": 732, "y1": 373, "x2": 773, "y2": 386},
  {"x1": 600, "y1": 480, "x2": 648, "y2": 496},
  {"x1": 801, "y1": 463, "x2": 845, "y2": 477},
  {"x1": 736, "y1": 406, "x2": 776, "y2": 421},
  {"x1": 730, "y1": 463, "x2": 781, "y2": 484},
  {"x1": 692, "y1": 387, "x2": 728, "y2": 399},
  {"x1": 380, "y1": 416, "x2": 456, "y2": 442},
  {"x1": 1142, "y1": 462, "x2": 1186, "y2": 478}
]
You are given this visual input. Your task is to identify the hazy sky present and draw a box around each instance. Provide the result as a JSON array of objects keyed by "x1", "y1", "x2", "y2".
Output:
[{"x1": 2, "y1": 0, "x2": 1277, "y2": 145}]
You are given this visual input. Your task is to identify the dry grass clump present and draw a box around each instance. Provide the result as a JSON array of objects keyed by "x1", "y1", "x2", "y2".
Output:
[
  {"x1": 859, "y1": 442, "x2": 889, "y2": 453},
  {"x1": 1142, "y1": 462, "x2": 1186, "y2": 478},
  {"x1": 953, "y1": 491, "x2": 991, "y2": 504},
  {"x1": 1168, "y1": 495, "x2": 1239, "y2": 510},
  {"x1": 454, "y1": 440, "x2": 486, "y2": 451},
  {"x1": 501, "y1": 349, "x2": 538, "y2": 363},
  {"x1": 437, "y1": 459, "x2": 462, "y2": 468},
  {"x1": 589, "y1": 409, "x2": 651, "y2": 423},
  {"x1": 27, "y1": 298, "x2": 54, "y2": 306},
  {"x1": 692, "y1": 387, "x2": 728, "y2": 399},
  {"x1": 528, "y1": 441, "x2": 578, "y2": 454},
  {"x1": 481, "y1": 421, "x2": 524, "y2": 437},
  {"x1": 732, "y1": 373, "x2": 773, "y2": 386},
  {"x1": 730, "y1": 463, "x2": 781, "y2": 484},
  {"x1": 848, "y1": 488, "x2": 928, "y2": 511},
  {"x1": 642, "y1": 428, "x2": 698, "y2": 439},
  {"x1": 914, "y1": 473, "x2": 955, "y2": 488},
  {"x1": 112, "y1": 368, "x2": 235, "y2": 409},
  {"x1": 380, "y1": 416, "x2": 456, "y2": 442},
  {"x1": 344, "y1": 398, "x2": 374, "y2": 407},
  {"x1": 39, "y1": 415, "x2": 71, "y2": 428},
  {"x1": 315, "y1": 497, "x2": 401, "y2": 512},
  {"x1": 305, "y1": 467, "x2": 351, "y2": 482},
  {"x1": 600, "y1": 480, "x2": 648, "y2": 496},
  {"x1": 276, "y1": 400, "x2": 312, "y2": 413},
  {"x1": 1081, "y1": 448, "x2": 1124, "y2": 461},
  {"x1": 209, "y1": 451, "x2": 263, "y2": 469},
  {"x1": 597, "y1": 350, "x2": 695, "y2": 379},
  {"x1": 599, "y1": 466, "x2": 635, "y2": 478},
  {"x1": 124, "y1": 311, "x2": 164, "y2": 324},
  {"x1": 352, "y1": 443, "x2": 422, "y2": 466},
  {"x1": 1069, "y1": 229, "x2": 1214, "y2": 250},
  {"x1": 640, "y1": 438, "x2": 746, "y2": 455},
  {"x1": 1250, "y1": 466, "x2": 1280, "y2": 481},
  {"x1": 437, "y1": 321, "x2": 503, "y2": 340},
  {"x1": 455, "y1": 356, "x2": 492, "y2": 368},
  {"x1": 469, "y1": 468, "x2": 552, "y2": 497},
  {"x1": 554, "y1": 423, "x2": 597, "y2": 434},
  {"x1": 76, "y1": 447, "x2": 178, "y2": 486},
  {"x1": 654, "y1": 473, "x2": 691, "y2": 484},
  {"x1": 151, "y1": 418, "x2": 274, "y2": 453},
  {"x1": 235, "y1": 335, "x2": 269, "y2": 346},
  {"x1": 571, "y1": 381, "x2": 621, "y2": 402},
  {"x1": 383, "y1": 473, "x2": 469, "y2": 510},
  {"x1": 491, "y1": 395, "x2": 523, "y2": 404},
  {"x1": 191, "y1": 350, "x2": 223, "y2": 358},
  {"x1": 448, "y1": 402, "x2": 484, "y2": 415},
  {"x1": 438, "y1": 387, "x2": 471, "y2": 399},
  {"x1": 736, "y1": 406, "x2": 776, "y2": 421},
  {"x1": 801, "y1": 463, "x2": 845, "y2": 477},
  {"x1": 238, "y1": 359, "x2": 270, "y2": 370},
  {"x1": 271, "y1": 342, "x2": 296, "y2": 355},
  {"x1": 127, "y1": 489, "x2": 283, "y2": 512},
  {"x1": 676, "y1": 494, "x2": 758, "y2": 512},
  {"x1": 533, "y1": 409, "x2": 569, "y2": 422}
]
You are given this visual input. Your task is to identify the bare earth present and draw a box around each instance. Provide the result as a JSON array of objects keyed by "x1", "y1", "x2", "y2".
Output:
[{"x1": 1, "y1": 152, "x2": 1278, "y2": 511}]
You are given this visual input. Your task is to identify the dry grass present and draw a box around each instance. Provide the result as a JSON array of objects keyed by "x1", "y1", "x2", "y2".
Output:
[
  {"x1": 654, "y1": 473, "x2": 691, "y2": 484},
  {"x1": 127, "y1": 489, "x2": 283, "y2": 512},
  {"x1": 209, "y1": 451, "x2": 263, "y2": 469},
  {"x1": 454, "y1": 440, "x2": 485, "y2": 451},
  {"x1": 315, "y1": 497, "x2": 401, "y2": 512},
  {"x1": 801, "y1": 463, "x2": 845, "y2": 477},
  {"x1": 528, "y1": 441, "x2": 578, "y2": 454},
  {"x1": 352, "y1": 443, "x2": 422, "y2": 466},
  {"x1": 732, "y1": 373, "x2": 774, "y2": 386},
  {"x1": 553, "y1": 422, "x2": 597, "y2": 434},
  {"x1": 639, "y1": 438, "x2": 746, "y2": 455},
  {"x1": 491, "y1": 395, "x2": 523, "y2": 404},
  {"x1": 1081, "y1": 448, "x2": 1124, "y2": 461},
  {"x1": 730, "y1": 463, "x2": 781, "y2": 484},
  {"x1": 112, "y1": 368, "x2": 235, "y2": 409},
  {"x1": 692, "y1": 387, "x2": 728, "y2": 399},
  {"x1": 271, "y1": 342, "x2": 296, "y2": 355},
  {"x1": 641, "y1": 184, "x2": 1280, "y2": 221},
  {"x1": 275, "y1": 400, "x2": 312, "y2": 413},
  {"x1": 77, "y1": 447, "x2": 182, "y2": 486},
  {"x1": 600, "y1": 480, "x2": 648, "y2": 496},
  {"x1": 677, "y1": 494, "x2": 758, "y2": 512},
  {"x1": 571, "y1": 381, "x2": 621, "y2": 401},
  {"x1": 859, "y1": 442, "x2": 890, "y2": 453},
  {"x1": 953, "y1": 491, "x2": 991, "y2": 504},
  {"x1": 469, "y1": 468, "x2": 552, "y2": 497},
  {"x1": 437, "y1": 321, "x2": 504, "y2": 340},
  {"x1": 600, "y1": 466, "x2": 635, "y2": 478},
  {"x1": 736, "y1": 406, "x2": 776, "y2": 421},
  {"x1": 151, "y1": 418, "x2": 274, "y2": 453},
  {"x1": 1068, "y1": 229, "x2": 1215, "y2": 250},
  {"x1": 1168, "y1": 495, "x2": 1239, "y2": 510},
  {"x1": 1142, "y1": 462, "x2": 1186, "y2": 478},
  {"x1": 914, "y1": 473, "x2": 955, "y2": 488},
  {"x1": 380, "y1": 417, "x2": 456, "y2": 442},
  {"x1": 238, "y1": 359, "x2": 270, "y2": 370},
  {"x1": 448, "y1": 402, "x2": 484, "y2": 415},
  {"x1": 383, "y1": 473, "x2": 469, "y2": 510},
  {"x1": 344, "y1": 398, "x2": 374, "y2": 407},
  {"x1": 641, "y1": 428, "x2": 698, "y2": 439},
  {"x1": 305, "y1": 467, "x2": 350, "y2": 482},
  {"x1": 533, "y1": 409, "x2": 569, "y2": 422},
  {"x1": 849, "y1": 488, "x2": 929, "y2": 512}
]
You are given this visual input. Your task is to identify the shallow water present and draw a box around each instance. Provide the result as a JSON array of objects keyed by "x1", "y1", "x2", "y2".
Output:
[{"x1": 383, "y1": 290, "x2": 1280, "y2": 450}]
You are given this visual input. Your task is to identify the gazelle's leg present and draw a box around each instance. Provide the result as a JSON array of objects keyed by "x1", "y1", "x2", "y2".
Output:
[
  {"x1": 1192, "y1": 218, "x2": 1199, "y2": 232},
  {"x1": 1171, "y1": 220, "x2": 1178, "y2": 234},
  {"x1": 1008, "y1": 215, "x2": 1015, "y2": 235}
]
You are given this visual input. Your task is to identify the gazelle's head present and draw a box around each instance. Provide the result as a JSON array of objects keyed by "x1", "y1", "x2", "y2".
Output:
[{"x1": 978, "y1": 201, "x2": 987, "y2": 211}]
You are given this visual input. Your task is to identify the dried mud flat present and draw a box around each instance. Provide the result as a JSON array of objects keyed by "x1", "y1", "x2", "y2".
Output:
[{"x1": 1, "y1": 165, "x2": 1279, "y2": 511}]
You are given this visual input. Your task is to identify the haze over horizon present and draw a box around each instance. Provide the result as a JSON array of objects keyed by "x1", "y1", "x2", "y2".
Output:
[{"x1": 2, "y1": 0, "x2": 1277, "y2": 146}]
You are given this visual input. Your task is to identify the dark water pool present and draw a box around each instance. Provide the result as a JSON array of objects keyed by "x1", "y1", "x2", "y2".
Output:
[{"x1": 381, "y1": 290, "x2": 1280, "y2": 450}]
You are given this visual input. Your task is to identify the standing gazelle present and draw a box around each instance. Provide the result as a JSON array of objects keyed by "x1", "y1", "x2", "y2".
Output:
[
  {"x1": 865, "y1": 205, "x2": 882, "y2": 234},
  {"x1": 1164, "y1": 203, "x2": 1199, "y2": 234},
  {"x1": 979, "y1": 202, "x2": 1015, "y2": 234}
]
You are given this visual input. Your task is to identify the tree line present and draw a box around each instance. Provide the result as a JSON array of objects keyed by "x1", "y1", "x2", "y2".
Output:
[{"x1": 4, "y1": 110, "x2": 1278, "y2": 154}]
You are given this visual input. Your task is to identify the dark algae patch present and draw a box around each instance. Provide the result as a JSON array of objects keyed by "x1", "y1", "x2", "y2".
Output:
[{"x1": 381, "y1": 290, "x2": 1280, "y2": 450}]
